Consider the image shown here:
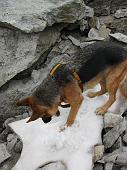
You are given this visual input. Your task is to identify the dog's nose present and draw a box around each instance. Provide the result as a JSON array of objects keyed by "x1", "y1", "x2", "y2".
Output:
[{"x1": 42, "y1": 116, "x2": 52, "y2": 123}]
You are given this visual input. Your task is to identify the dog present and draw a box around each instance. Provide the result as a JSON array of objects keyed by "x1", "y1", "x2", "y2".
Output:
[{"x1": 17, "y1": 41, "x2": 127, "y2": 127}]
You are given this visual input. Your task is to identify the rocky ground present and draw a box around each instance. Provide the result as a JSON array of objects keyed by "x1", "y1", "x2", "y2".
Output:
[{"x1": 0, "y1": 0, "x2": 127, "y2": 169}]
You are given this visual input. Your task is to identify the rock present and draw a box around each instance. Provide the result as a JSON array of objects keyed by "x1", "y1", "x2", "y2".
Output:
[
  {"x1": 88, "y1": 28, "x2": 104, "y2": 40},
  {"x1": 84, "y1": 6, "x2": 94, "y2": 18},
  {"x1": 79, "y1": 19, "x2": 89, "y2": 31},
  {"x1": 68, "y1": 35, "x2": 81, "y2": 46},
  {"x1": 114, "y1": 9, "x2": 127, "y2": 19},
  {"x1": 88, "y1": 27, "x2": 109, "y2": 40},
  {"x1": 89, "y1": 17, "x2": 101, "y2": 29},
  {"x1": 99, "y1": 16, "x2": 114, "y2": 27},
  {"x1": 104, "y1": 112, "x2": 123, "y2": 128},
  {"x1": 88, "y1": 0, "x2": 111, "y2": 16},
  {"x1": 14, "y1": 140, "x2": 23, "y2": 153},
  {"x1": 7, "y1": 134, "x2": 18, "y2": 152},
  {"x1": 94, "y1": 145, "x2": 104, "y2": 162},
  {"x1": 123, "y1": 133, "x2": 127, "y2": 144},
  {"x1": 4, "y1": 118, "x2": 15, "y2": 129},
  {"x1": 93, "y1": 163, "x2": 103, "y2": 170},
  {"x1": 110, "y1": 33, "x2": 127, "y2": 43},
  {"x1": 98, "y1": 25, "x2": 111, "y2": 39},
  {"x1": 109, "y1": 137, "x2": 122, "y2": 152},
  {"x1": 0, "y1": 24, "x2": 63, "y2": 88},
  {"x1": 38, "y1": 162, "x2": 66, "y2": 170},
  {"x1": 104, "y1": 162, "x2": 114, "y2": 170},
  {"x1": 0, "y1": 143, "x2": 11, "y2": 164},
  {"x1": 109, "y1": 18, "x2": 127, "y2": 34},
  {"x1": 100, "y1": 147, "x2": 127, "y2": 164},
  {"x1": 103, "y1": 118, "x2": 126, "y2": 149},
  {"x1": 116, "y1": 152, "x2": 127, "y2": 165},
  {"x1": 0, "y1": 0, "x2": 86, "y2": 33},
  {"x1": 80, "y1": 41, "x2": 95, "y2": 48},
  {"x1": 121, "y1": 166, "x2": 127, "y2": 170},
  {"x1": 88, "y1": 0, "x2": 127, "y2": 16}
]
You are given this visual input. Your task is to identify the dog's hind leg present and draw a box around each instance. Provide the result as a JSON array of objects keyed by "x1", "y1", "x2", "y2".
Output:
[{"x1": 87, "y1": 79, "x2": 107, "y2": 98}]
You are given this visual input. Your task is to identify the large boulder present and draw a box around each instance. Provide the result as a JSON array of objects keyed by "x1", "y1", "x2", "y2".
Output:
[
  {"x1": 0, "y1": 0, "x2": 85, "y2": 33},
  {"x1": 0, "y1": 24, "x2": 63, "y2": 88}
]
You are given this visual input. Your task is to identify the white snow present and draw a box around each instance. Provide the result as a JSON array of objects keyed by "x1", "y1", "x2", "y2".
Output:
[{"x1": 10, "y1": 85, "x2": 124, "y2": 170}]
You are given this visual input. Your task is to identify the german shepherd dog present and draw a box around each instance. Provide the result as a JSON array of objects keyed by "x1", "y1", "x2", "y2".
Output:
[{"x1": 17, "y1": 41, "x2": 127, "y2": 127}]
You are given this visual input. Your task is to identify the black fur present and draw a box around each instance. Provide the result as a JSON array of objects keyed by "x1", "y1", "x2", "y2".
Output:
[{"x1": 78, "y1": 42, "x2": 127, "y2": 83}]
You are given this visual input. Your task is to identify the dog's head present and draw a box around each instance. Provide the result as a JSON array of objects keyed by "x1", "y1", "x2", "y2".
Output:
[{"x1": 16, "y1": 96, "x2": 60, "y2": 123}]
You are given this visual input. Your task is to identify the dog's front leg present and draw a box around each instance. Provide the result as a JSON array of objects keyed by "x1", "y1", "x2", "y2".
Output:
[{"x1": 66, "y1": 96, "x2": 83, "y2": 127}]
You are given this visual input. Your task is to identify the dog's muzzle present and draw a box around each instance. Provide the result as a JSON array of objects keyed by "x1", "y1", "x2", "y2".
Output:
[{"x1": 42, "y1": 116, "x2": 52, "y2": 123}]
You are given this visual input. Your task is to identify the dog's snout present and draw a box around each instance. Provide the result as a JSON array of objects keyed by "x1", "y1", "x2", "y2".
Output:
[{"x1": 42, "y1": 116, "x2": 52, "y2": 123}]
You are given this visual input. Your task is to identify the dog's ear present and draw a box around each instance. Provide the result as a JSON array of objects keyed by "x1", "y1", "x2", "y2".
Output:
[
  {"x1": 26, "y1": 112, "x2": 39, "y2": 123},
  {"x1": 16, "y1": 97, "x2": 31, "y2": 106}
]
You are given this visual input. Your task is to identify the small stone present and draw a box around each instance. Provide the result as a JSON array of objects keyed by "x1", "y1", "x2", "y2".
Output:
[
  {"x1": 7, "y1": 134, "x2": 18, "y2": 152},
  {"x1": 104, "y1": 162, "x2": 114, "y2": 170},
  {"x1": 99, "y1": 16, "x2": 114, "y2": 26},
  {"x1": 103, "y1": 118, "x2": 126, "y2": 149},
  {"x1": 14, "y1": 140, "x2": 23, "y2": 153},
  {"x1": 116, "y1": 152, "x2": 127, "y2": 165},
  {"x1": 68, "y1": 35, "x2": 81, "y2": 46},
  {"x1": 110, "y1": 33, "x2": 127, "y2": 44},
  {"x1": 88, "y1": 28, "x2": 105, "y2": 40},
  {"x1": 123, "y1": 133, "x2": 127, "y2": 144},
  {"x1": 89, "y1": 17, "x2": 101, "y2": 29},
  {"x1": 0, "y1": 143, "x2": 11, "y2": 164},
  {"x1": 93, "y1": 163, "x2": 103, "y2": 170},
  {"x1": 94, "y1": 145, "x2": 104, "y2": 162},
  {"x1": 4, "y1": 118, "x2": 15, "y2": 128},
  {"x1": 98, "y1": 25, "x2": 111, "y2": 39},
  {"x1": 115, "y1": 9, "x2": 127, "y2": 19},
  {"x1": 121, "y1": 166, "x2": 127, "y2": 170},
  {"x1": 22, "y1": 112, "x2": 29, "y2": 119},
  {"x1": 84, "y1": 6, "x2": 94, "y2": 18},
  {"x1": 104, "y1": 112, "x2": 123, "y2": 128},
  {"x1": 80, "y1": 41, "x2": 95, "y2": 48}
]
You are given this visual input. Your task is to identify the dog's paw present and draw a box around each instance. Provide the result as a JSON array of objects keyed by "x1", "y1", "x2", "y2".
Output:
[
  {"x1": 87, "y1": 92, "x2": 97, "y2": 98},
  {"x1": 59, "y1": 125, "x2": 67, "y2": 132},
  {"x1": 95, "y1": 107, "x2": 107, "y2": 115}
]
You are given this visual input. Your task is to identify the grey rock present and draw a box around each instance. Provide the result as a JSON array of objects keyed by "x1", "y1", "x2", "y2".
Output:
[
  {"x1": 4, "y1": 118, "x2": 15, "y2": 129},
  {"x1": 121, "y1": 166, "x2": 127, "y2": 170},
  {"x1": 79, "y1": 19, "x2": 89, "y2": 31},
  {"x1": 110, "y1": 137, "x2": 122, "y2": 151},
  {"x1": 14, "y1": 140, "x2": 23, "y2": 153},
  {"x1": 7, "y1": 134, "x2": 18, "y2": 152},
  {"x1": 0, "y1": 143, "x2": 11, "y2": 164},
  {"x1": 38, "y1": 162, "x2": 66, "y2": 170},
  {"x1": 93, "y1": 164, "x2": 103, "y2": 170},
  {"x1": 68, "y1": 35, "x2": 81, "y2": 46},
  {"x1": 80, "y1": 41, "x2": 95, "y2": 48},
  {"x1": 123, "y1": 133, "x2": 127, "y2": 144},
  {"x1": 99, "y1": 147, "x2": 127, "y2": 164},
  {"x1": 104, "y1": 162, "x2": 114, "y2": 170},
  {"x1": 89, "y1": 0, "x2": 127, "y2": 16},
  {"x1": 116, "y1": 152, "x2": 127, "y2": 165},
  {"x1": 0, "y1": 24, "x2": 63, "y2": 88},
  {"x1": 89, "y1": 17, "x2": 101, "y2": 29},
  {"x1": 88, "y1": 28, "x2": 105, "y2": 40},
  {"x1": 0, "y1": 0, "x2": 86, "y2": 33},
  {"x1": 110, "y1": 33, "x2": 127, "y2": 43},
  {"x1": 109, "y1": 18, "x2": 127, "y2": 34},
  {"x1": 103, "y1": 118, "x2": 126, "y2": 149},
  {"x1": 115, "y1": 9, "x2": 127, "y2": 19},
  {"x1": 104, "y1": 112, "x2": 123, "y2": 128},
  {"x1": 99, "y1": 16, "x2": 114, "y2": 27},
  {"x1": 84, "y1": 6, "x2": 94, "y2": 18}
]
